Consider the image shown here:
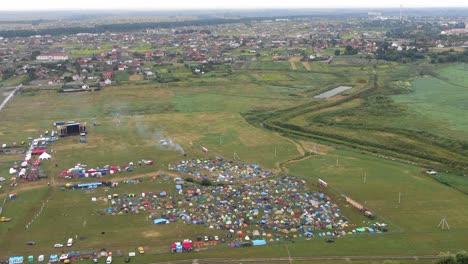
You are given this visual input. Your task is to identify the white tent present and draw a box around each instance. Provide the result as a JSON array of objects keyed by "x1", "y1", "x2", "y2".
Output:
[
  {"x1": 9, "y1": 168, "x2": 17, "y2": 174},
  {"x1": 39, "y1": 152, "x2": 52, "y2": 160}
]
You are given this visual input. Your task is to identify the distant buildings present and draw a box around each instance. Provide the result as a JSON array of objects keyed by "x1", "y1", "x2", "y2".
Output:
[{"x1": 36, "y1": 53, "x2": 68, "y2": 61}]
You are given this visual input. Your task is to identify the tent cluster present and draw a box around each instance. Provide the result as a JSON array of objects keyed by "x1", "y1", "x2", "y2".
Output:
[
  {"x1": 59, "y1": 160, "x2": 153, "y2": 179},
  {"x1": 8, "y1": 136, "x2": 55, "y2": 183},
  {"x1": 168, "y1": 158, "x2": 273, "y2": 183},
  {"x1": 97, "y1": 175, "x2": 359, "y2": 240}
]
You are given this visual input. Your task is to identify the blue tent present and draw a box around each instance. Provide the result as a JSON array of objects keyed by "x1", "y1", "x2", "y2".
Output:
[
  {"x1": 252, "y1": 240, "x2": 267, "y2": 246},
  {"x1": 8, "y1": 256, "x2": 24, "y2": 264},
  {"x1": 49, "y1": 255, "x2": 59, "y2": 263},
  {"x1": 153, "y1": 219, "x2": 169, "y2": 224}
]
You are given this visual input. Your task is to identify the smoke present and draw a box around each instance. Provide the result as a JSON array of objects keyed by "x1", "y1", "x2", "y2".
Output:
[
  {"x1": 157, "y1": 135, "x2": 185, "y2": 155},
  {"x1": 133, "y1": 115, "x2": 184, "y2": 154}
]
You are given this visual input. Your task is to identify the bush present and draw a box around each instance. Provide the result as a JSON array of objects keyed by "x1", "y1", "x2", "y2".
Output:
[
  {"x1": 185, "y1": 177, "x2": 194, "y2": 183},
  {"x1": 200, "y1": 179, "x2": 212, "y2": 186}
]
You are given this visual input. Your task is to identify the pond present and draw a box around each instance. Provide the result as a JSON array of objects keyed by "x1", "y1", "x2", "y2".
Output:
[{"x1": 314, "y1": 86, "x2": 352, "y2": 99}]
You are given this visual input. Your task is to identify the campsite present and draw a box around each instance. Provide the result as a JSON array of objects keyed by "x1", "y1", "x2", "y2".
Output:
[{"x1": 0, "y1": 51, "x2": 467, "y2": 263}]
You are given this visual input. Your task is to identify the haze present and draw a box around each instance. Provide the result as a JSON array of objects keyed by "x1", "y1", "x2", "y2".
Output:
[{"x1": 2, "y1": 0, "x2": 468, "y2": 11}]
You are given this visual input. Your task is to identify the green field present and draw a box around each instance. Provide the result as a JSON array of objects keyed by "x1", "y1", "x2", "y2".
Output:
[
  {"x1": 393, "y1": 64, "x2": 468, "y2": 134},
  {"x1": 0, "y1": 59, "x2": 467, "y2": 262},
  {"x1": 0, "y1": 75, "x2": 28, "y2": 87}
]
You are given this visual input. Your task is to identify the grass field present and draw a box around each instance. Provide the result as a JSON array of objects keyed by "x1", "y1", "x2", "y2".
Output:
[
  {"x1": 0, "y1": 75, "x2": 28, "y2": 87},
  {"x1": 0, "y1": 59, "x2": 467, "y2": 262},
  {"x1": 393, "y1": 64, "x2": 468, "y2": 134},
  {"x1": 286, "y1": 149, "x2": 468, "y2": 255}
]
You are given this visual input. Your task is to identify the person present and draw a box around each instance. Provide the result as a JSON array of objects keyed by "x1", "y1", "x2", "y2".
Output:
[{"x1": 48, "y1": 182, "x2": 50, "y2": 186}]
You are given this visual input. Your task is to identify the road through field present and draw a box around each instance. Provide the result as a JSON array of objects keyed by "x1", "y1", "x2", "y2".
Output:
[
  {"x1": 0, "y1": 170, "x2": 180, "y2": 198},
  {"x1": 152, "y1": 255, "x2": 439, "y2": 264},
  {"x1": 0, "y1": 85, "x2": 21, "y2": 112}
]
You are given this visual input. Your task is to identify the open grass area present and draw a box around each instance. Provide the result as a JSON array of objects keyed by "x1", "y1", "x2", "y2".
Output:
[
  {"x1": 0, "y1": 75, "x2": 28, "y2": 87},
  {"x1": 393, "y1": 64, "x2": 468, "y2": 134},
  {"x1": 114, "y1": 71, "x2": 130, "y2": 81}
]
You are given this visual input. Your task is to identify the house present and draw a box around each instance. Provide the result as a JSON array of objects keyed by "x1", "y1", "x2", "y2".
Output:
[
  {"x1": 117, "y1": 64, "x2": 126, "y2": 71},
  {"x1": 145, "y1": 52, "x2": 153, "y2": 60},
  {"x1": 154, "y1": 50, "x2": 165, "y2": 57},
  {"x1": 103, "y1": 71, "x2": 113, "y2": 79},
  {"x1": 36, "y1": 53, "x2": 68, "y2": 61}
]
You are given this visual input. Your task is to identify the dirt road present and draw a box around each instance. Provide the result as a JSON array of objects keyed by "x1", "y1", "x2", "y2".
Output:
[{"x1": 302, "y1": 61, "x2": 312, "y2": 71}]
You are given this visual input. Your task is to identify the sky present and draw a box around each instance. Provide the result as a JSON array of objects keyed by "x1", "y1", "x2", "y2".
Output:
[{"x1": 1, "y1": 0, "x2": 468, "y2": 11}]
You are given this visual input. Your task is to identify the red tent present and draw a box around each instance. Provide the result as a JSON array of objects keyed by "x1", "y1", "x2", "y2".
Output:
[
  {"x1": 182, "y1": 241, "x2": 192, "y2": 250},
  {"x1": 32, "y1": 149, "x2": 47, "y2": 155}
]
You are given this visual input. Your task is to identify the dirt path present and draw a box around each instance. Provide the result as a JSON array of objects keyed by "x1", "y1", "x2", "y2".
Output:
[
  {"x1": 290, "y1": 62, "x2": 297, "y2": 70},
  {"x1": 0, "y1": 85, "x2": 21, "y2": 112},
  {"x1": 288, "y1": 56, "x2": 301, "y2": 71},
  {"x1": 273, "y1": 136, "x2": 310, "y2": 174},
  {"x1": 302, "y1": 61, "x2": 312, "y2": 71},
  {"x1": 0, "y1": 170, "x2": 180, "y2": 198}
]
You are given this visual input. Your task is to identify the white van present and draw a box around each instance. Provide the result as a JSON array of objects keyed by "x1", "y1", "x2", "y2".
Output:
[
  {"x1": 106, "y1": 256, "x2": 112, "y2": 264},
  {"x1": 66, "y1": 238, "x2": 73, "y2": 247}
]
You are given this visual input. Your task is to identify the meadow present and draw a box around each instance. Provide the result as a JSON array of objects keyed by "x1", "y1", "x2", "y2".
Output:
[{"x1": 0, "y1": 59, "x2": 467, "y2": 262}]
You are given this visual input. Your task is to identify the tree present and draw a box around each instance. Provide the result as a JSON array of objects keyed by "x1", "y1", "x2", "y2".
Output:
[
  {"x1": 436, "y1": 251, "x2": 468, "y2": 264},
  {"x1": 201, "y1": 179, "x2": 212, "y2": 186},
  {"x1": 455, "y1": 251, "x2": 468, "y2": 264},
  {"x1": 27, "y1": 68, "x2": 36, "y2": 80},
  {"x1": 31, "y1": 50, "x2": 41, "y2": 60},
  {"x1": 64, "y1": 76, "x2": 73, "y2": 82},
  {"x1": 344, "y1": 45, "x2": 357, "y2": 55},
  {"x1": 334, "y1": 49, "x2": 341, "y2": 56}
]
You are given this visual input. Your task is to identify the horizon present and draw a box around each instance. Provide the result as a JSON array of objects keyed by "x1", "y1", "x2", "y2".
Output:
[{"x1": 2, "y1": 0, "x2": 468, "y2": 12}]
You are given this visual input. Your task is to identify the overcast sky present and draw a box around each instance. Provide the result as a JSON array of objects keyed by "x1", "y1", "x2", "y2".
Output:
[{"x1": 1, "y1": 0, "x2": 468, "y2": 11}]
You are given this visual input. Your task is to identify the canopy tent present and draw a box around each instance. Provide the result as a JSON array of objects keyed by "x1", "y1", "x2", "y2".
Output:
[
  {"x1": 153, "y1": 219, "x2": 170, "y2": 224},
  {"x1": 8, "y1": 256, "x2": 24, "y2": 264},
  {"x1": 252, "y1": 240, "x2": 267, "y2": 246},
  {"x1": 39, "y1": 152, "x2": 52, "y2": 160},
  {"x1": 31, "y1": 149, "x2": 47, "y2": 155}
]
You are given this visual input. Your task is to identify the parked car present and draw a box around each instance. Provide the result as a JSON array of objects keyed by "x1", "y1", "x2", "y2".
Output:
[
  {"x1": 137, "y1": 247, "x2": 144, "y2": 254},
  {"x1": 0, "y1": 217, "x2": 11, "y2": 222},
  {"x1": 0, "y1": 177, "x2": 6, "y2": 182},
  {"x1": 26, "y1": 241, "x2": 36, "y2": 245},
  {"x1": 92, "y1": 258, "x2": 99, "y2": 263},
  {"x1": 53, "y1": 243, "x2": 63, "y2": 248}
]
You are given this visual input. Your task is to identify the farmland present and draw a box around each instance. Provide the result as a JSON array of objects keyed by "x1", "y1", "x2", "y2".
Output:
[{"x1": 0, "y1": 58, "x2": 467, "y2": 263}]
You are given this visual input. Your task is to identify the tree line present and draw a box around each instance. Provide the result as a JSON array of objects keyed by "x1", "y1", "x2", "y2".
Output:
[{"x1": 0, "y1": 18, "x2": 245, "y2": 38}]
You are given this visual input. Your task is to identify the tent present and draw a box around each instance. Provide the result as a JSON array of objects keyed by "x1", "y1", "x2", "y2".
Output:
[
  {"x1": 252, "y1": 240, "x2": 267, "y2": 246},
  {"x1": 39, "y1": 152, "x2": 52, "y2": 160},
  {"x1": 9, "y1": 168, "x2": 17, "y2": 174},
  {"x1": 32, "y1": 149, "x2": 47, "y2": 155},
  {"x1": 8, "y1": 256, "x2": 24, "y2": 264},
  {"x1": 153, "y1": 219, "x2": 169, "y2": 224},
  {"x1": 49, "y1": 254, "x2": 59, "y2": 263}
]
